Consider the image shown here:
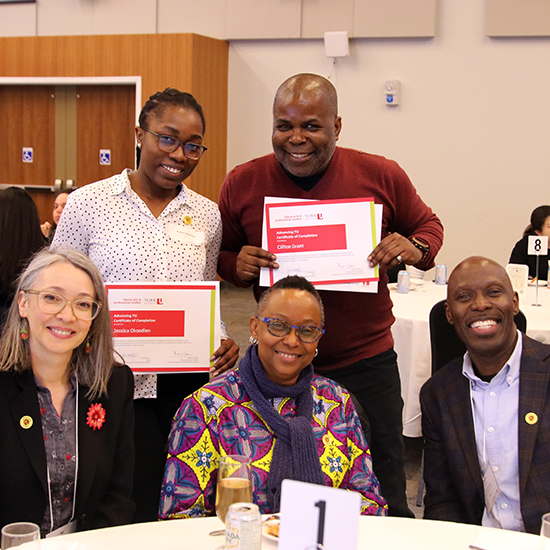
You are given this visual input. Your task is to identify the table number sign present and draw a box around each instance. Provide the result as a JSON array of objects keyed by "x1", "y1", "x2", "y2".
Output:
[
  {"x1": 527, "y1": 235, "x2": 548, "y2": 256},
  {"x1": 279, "y1": 480, "x2": 361, "y2": 550}
]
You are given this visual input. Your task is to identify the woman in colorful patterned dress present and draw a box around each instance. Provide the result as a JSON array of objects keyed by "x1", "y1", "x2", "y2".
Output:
[{"x1": 159, "y1": 275, "x2": 387, "y2": 518}]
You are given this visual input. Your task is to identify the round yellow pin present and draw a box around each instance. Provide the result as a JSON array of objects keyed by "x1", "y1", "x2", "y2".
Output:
[
  {"x1": 183, "y1": 216, "x2": 192, "y2": 225},
  {"x1": 525, "y1": 412, "x2": 538, "y2": 425},
  {"x1": 322, "y1": 434, "x2": 331, "y2": 445},
  {"x1": 20, "y1": 415, "x2": 33, "y2": 429}
]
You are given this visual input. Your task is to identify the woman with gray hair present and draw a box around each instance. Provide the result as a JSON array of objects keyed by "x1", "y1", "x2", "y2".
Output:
[{"x1": 0, "y1": 246, "x2": 135, "y2": 536}]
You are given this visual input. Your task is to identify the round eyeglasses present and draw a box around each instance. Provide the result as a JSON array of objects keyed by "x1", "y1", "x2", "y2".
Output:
[
  {"x1": 24, "y1": 290, "x2": 102, "y2": 321},
  {"x1": 257, "y1": 316, "x2": 324, "y2": 343},
  {"x1": 141, "y1": 128, "x2": 207, "y2": 160}
]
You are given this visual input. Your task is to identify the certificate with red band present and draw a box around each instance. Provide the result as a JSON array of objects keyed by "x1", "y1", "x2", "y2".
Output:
[
  {"x1": 264, "y1": 197, "x2": 379, "y2": 286},
  {"x1": 105, "y1": 282, "x2": 220, "y2": 374}
]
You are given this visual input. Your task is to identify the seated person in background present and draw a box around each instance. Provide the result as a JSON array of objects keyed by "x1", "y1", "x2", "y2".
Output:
[
  {"x1": 509, "y1": 205, "x2": 550, "y2": 280},
  {"x1": 420, "y1": 256, "x2": 550, "y2": 534},
  {"x1": 0, "y1": 187, "x2": 46, "y2": 331},
  {"x1": 0, "y1": 247, "x2": 135, "y2": 535},
  {"x1": 41, "y1": 189, "x2": 74, "y2": 243},
  {"x1": 159, "y1": 275, "x2": 387, "y2": 519}
]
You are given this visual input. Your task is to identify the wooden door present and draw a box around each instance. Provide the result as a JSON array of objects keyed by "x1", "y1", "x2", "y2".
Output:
[
  {"x1": 76, "y1": 85, "x2": 136, "y2": 187},
  {"x1": 0, "y1": 84, "x2": 136, "y2": 224},
  {"x1": 0, "y1": 85, "x2": 56, "y2": 220}
]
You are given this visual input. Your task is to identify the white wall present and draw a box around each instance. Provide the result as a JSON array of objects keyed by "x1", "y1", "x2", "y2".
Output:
[
  {"x1": 2, "y1": 0, "x2": 549, "y2": 272},
  {"x1": 227, "y1": 0, "x2": 550, "y2": 272}
]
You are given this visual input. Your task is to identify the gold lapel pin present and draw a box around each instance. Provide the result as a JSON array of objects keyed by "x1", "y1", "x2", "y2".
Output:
[
  {"x1": 20, "y1": 415, "x2": 33, "y2": 429},
  {"x1": 183, "y1": 215, "x2": 192, "y2": 225},
  {"x1": 525, "y1": 412, "x2": 538, "y2": 425}
]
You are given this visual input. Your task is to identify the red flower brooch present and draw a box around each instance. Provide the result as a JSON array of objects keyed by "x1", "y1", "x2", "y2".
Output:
[{"x1": 86, "y1": 403, "x2": 106, "y2": 431}]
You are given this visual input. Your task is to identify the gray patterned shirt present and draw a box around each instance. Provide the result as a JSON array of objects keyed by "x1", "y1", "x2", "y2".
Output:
[{"x1": 36, "y1": 376, "x2": 77, "y2": 537}]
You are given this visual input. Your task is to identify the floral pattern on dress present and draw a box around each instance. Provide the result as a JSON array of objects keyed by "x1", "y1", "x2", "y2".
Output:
[{"x1": 158, "y1": 369, "x2": 387, "y2": 519}]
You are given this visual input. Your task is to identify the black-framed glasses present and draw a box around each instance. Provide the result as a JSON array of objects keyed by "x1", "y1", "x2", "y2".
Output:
[
  {"x1": 24, "y1": 290, "x2": 102, "y2": 321},
  {"x1": 141, "y1": 128, "x2": 207, "y2": 160},
  {"x1": 257, "y1": 316, "x2": 324, "y2": 343}
]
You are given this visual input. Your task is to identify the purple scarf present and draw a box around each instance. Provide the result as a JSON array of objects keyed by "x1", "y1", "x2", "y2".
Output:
[{"x1": 239, "y1": 345, "x2": 325, "y2": 512}]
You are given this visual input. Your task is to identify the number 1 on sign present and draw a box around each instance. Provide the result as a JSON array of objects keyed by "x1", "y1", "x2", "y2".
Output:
[
  {"x1": 528, "y1": 235, "x2": 548, "y2": 256},
  {"x1": 314, "y1": 500, "x2": 326, "y2": 546}
]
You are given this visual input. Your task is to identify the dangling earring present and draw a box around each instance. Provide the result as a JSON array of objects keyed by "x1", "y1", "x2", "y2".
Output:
[
  {"x1": 137, "y1": 143, "x2": 142, "y2": 149},
  {"x1": 20, "y1": 326, "x2": 29, "y2": 340},
  {"x1": 85, "y1": 341, "x2": 91, "y2": 354},
  {"x1": 249, "y1": 335, "x2": 258, "y2": 345},
  {"x1": 314, "y1": 349, "x2": 318, "y2": 357}
]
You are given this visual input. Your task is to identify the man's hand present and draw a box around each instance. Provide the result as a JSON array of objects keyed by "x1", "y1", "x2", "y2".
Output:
[
  {"x1": 210, "y1": 338, "x2": 239, "y2": 377},
  {"x1": 236, "y1": 245, "x2": 279, "y2": 282},
  {"x1": 368, "y1": 233, "x2": 422, "y2": 269}
]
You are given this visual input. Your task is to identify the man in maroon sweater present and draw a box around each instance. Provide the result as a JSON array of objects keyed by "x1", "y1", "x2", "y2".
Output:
[{"x1": 218, "y1": 73, "x2": 443, "y2": 516}]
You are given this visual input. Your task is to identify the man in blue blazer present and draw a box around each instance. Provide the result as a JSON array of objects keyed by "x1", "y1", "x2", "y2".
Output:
[{"x1": 420, "y1": 256, "x2": 550, "y2": 534}]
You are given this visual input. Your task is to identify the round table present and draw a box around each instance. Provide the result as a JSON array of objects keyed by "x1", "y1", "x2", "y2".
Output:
[
  {"x1": 391, "y1": 281, "x2": 550, "y2": 437},
  {"x1": 32, "y1": 516, "x2": 540, "y2": 550}
]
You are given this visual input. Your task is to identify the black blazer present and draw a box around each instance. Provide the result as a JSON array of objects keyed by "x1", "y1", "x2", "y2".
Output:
[{"x1": 0, "y1": 365, "x2": 135, "y2": 532}]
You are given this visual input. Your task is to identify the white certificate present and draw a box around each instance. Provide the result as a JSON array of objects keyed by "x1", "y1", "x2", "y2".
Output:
[
  {"x1": 264, "y1": 198, "x2": 378, "y2": 285},
  {"x1": 105, "y1": 282, "x2": 221, "y2": 374},
  {"x1": 260, "y1": 197, "x2": 382, "y2": 292}
]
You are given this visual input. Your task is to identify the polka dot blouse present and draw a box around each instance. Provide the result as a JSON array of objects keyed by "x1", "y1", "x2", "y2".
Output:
[{"x1": 52, "y1": 169, "x2": 224, "y2": 398}]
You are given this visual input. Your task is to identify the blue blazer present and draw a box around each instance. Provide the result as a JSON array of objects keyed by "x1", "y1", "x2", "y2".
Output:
[
  {"x1": 420, "y1": 335, "x2": 550, "y2": 534},
  {"x1": 0, "y1": 365, "x2": 135, "y2": 532}
]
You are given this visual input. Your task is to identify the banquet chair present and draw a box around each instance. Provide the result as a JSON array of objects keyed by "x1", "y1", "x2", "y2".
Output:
[{"x1": 415, "y1": 299, "x2": 527, "y2": 506}]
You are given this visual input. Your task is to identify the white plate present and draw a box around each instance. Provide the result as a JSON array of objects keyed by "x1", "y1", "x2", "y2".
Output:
[
  {"x1": 262, "y1": 515, "x2": 280, "y2": 542},
  {"x1": 529, "y1": 280, "x2": 548, "y2": 286}
]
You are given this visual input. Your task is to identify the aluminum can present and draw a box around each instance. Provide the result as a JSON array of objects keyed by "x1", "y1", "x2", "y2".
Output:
[
  {"x1": 435, "y1": 264, "x2": 447, "y2": 285},
  {"x1": 225, "y1": 502, "x2": 261, "y2": 550},
  {"x1": 397, "y1": 270, "x2": 410, "y2": 293}
]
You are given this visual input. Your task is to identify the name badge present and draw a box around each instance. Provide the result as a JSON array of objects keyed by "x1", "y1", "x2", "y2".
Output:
[
  {"x1": 46, "y1": 520, "x2": 77, "y2": 538},
  {"x1": 168, "y1": 224, "x2": 204, "y2": 245},
  {"x1": 482, "y1": 464, "x2": 500, "y2": 512}
]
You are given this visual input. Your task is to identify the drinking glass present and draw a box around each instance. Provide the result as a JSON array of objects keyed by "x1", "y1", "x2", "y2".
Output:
[
  {"x1": 215, "y1": 455, "x2": 253, "y2": 524},
  {"x1": 541, "y1": 512, "x2": 550, "y2": 549},
  {"x1": 1, "y1": 523, "x2": 40, "y2": 549}
]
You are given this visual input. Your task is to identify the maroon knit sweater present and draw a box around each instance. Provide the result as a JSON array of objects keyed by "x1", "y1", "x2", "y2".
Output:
[{"x1": 218, "y1": 147, "x2": 444, "y2": 371}]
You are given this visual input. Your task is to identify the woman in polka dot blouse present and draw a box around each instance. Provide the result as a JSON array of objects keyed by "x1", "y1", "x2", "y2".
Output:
[{"x1": 53, "y1": 88, "x2": 239, "y2": 522}]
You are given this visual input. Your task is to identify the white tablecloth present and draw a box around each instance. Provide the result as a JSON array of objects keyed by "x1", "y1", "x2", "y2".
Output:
[
  {"x1": 33, "y1": 516, "x2": 540, "y2": 550},
  {"x1": 391, "y1": 282, "x2": 550, "y2": 437}
]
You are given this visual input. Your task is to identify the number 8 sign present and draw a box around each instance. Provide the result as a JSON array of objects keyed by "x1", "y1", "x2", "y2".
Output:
[{"x1": 528, "y1": 235, "x2": 549, "y2": 256}]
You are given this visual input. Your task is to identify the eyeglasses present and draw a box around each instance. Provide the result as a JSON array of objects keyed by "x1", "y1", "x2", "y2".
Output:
[
  {"x1": 24, "y1": 290, "x2": 102, "y2": 321},
  {"x1": 141, "y1": 128, "x2": 207, "y2": 160},
  {"x1": 257, "y1": 316, "x2": 324, "y2": 343}
]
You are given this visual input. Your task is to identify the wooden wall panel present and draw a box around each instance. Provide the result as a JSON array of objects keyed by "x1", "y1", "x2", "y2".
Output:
[
  {"x1": 226, "y1": 0, "x2": 301, "y2": 39},
  {"x1": 188, "y1": 34, "x2": 229, "y2": 202},
  {"x1": 301, "y1": 0, "x2": 354, "y2": 39},
  {"x1": 354, "y1": 0, "x2": 437, "y2": 38},
  {"x1": 486, "y1": 0, "x2": 550, "y2": 37},
  {"x1": 0, "y1": 34, "x2": 229, "y2": 202}
]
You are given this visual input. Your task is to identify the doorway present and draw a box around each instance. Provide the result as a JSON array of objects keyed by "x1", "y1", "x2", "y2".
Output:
[{"x1": 0, "y1": 76, "x2": 141, "y2": 223}]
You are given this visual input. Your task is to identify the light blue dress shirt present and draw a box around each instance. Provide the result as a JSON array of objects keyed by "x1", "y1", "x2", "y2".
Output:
[{"x1": 462, "y1": 331, "x2": 525, "y2": 531}]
